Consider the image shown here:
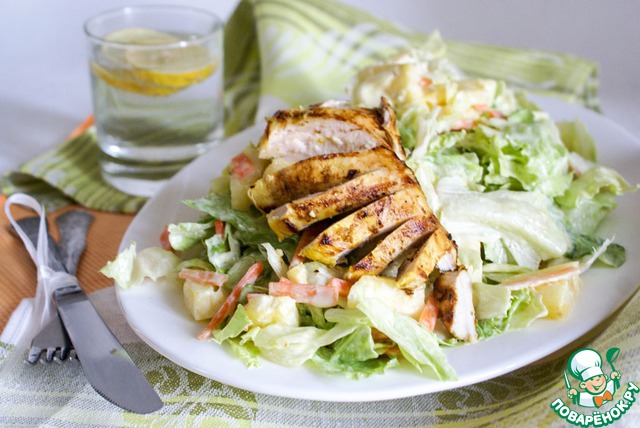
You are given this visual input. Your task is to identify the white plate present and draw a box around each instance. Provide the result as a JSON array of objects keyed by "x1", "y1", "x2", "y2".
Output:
[{"x1": 116, "y1": 97, "x2": 640, "y2": 402}]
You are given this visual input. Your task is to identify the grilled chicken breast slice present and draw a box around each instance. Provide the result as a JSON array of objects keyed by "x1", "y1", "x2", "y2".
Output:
[
  {"x1": 257, "y1": 98, "x2": 405, "y2": 162},
  {"x1": 250, "y1": 147, "x2": 405, "y2": 212},
  {"x1": 344, "y1": 214, "x2": 438, "y2": 281},
  {"x1": 395, "y1": 225, "x2": 457, "y2": 289},
  {"x1": 433, "y1": 269, "x2": 478, "y2": 342},
  {"x1": 267, "y1": 168, "x2": 417, "y2": 240},
  {"x1": 300, "y1": 186, "x2": 429, "y2": 266}
]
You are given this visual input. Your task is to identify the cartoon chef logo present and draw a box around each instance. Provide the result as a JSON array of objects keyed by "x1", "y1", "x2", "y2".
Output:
[
  {"x1": 551, "y1": 347, "x2": 639, "y2": 426},
  {"x1": 565, "y1": 348, "x2": 621, "y2": 408}
]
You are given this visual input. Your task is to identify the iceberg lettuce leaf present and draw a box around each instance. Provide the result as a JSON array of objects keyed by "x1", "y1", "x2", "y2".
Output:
[
  {"x1": 226, "y1": 337, "x2": 261, "y2": 368},
  {"x1": 439, "y1": 188, "x2": 571, "y2": 269},
  {"x1": 311, "y1": 325, "x2": 399, "y2": 380},
  {"x1": 556, "y1": 166, "x2": 637, "y2": 235},
  {"x1": 557, "y1": 119, "x2": 597, "y2": 162},
  {"x1": 476, "y1": 289, "x2": 547, "y2": 339},
  {"x1": 167, "y1": 221, "x2": 213, "y2": 251},
  {"x1": 251, "y1": 323, "x2": 357, "y2": 367},
  {"x1": 100, "y1": 243, "x2": 181, "y2": 289},
  {"x1": 311, "y1": 348, "x2": 399, "y2": 379},
  {"x1": 356, "y1": 299, "x2": 457, "y2": 381},
  {"x1": 213, "y1": 304, "x2": 253, "y2": 344}
]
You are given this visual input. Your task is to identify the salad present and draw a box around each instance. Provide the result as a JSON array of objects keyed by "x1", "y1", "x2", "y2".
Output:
[{"x1": 102, "y1": 44, "x2": 635, "y2": 382}]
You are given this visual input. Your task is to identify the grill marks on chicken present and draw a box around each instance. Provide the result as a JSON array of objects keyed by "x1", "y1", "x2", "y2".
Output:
[
  {"x1": 251, "y1": 100, "x2": 479, "y2": 341},
  {"x1": 254, "y1": 99, "x2": 459, "y2": 290},
  {"x1": 257, "y1": 98, "x2": 405, "y2": 162},
  {"x1": 396, "y1": 226, "x2": 458, "y2": 289},
  {"x1": 344, "y1": 214, "x2": 439, "y2": 281},
  {"x1": 250, "y1": 147, "x2": 401, "y2": 212},
  {"x1": 299, "y1": 185, "x2": 429, "y2": 266},
  {"x1": 433, "y1": 269, "x2": 478, "y2": 343},
  {"x1": 266, "y1": 165, "x2": 417, "y2": 240}
]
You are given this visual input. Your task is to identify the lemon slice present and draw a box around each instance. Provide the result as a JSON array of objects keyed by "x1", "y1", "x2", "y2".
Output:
[
  {"x1": 105, "y1": 27, "x2": 181, "y2": 45},
  {"x1": 94, "y1": 27, "x2": 217, "y2": 96}
]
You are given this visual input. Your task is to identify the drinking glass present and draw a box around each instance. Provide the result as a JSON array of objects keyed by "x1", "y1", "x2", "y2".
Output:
[{"x1": 85, "y1": 6, "x2": 224, "y2": 196}]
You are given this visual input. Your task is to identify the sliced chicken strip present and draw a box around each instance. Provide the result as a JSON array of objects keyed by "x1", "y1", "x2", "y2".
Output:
[
  {"x1": 300, "y1": 186, "x2": 429, "y2": 267},
  {"x1": 250, "y1": 147, "x2": 405, "y2": 212},
  {"x1": 433, "y1": 269, "x2": 478, "y2": 343},
  {"x1": 395, "y1": 225, "x2": 457, "y2": 289},
  {"x1": 344, "y1": 214, "x2": 438, "y2": 281},
  {"x1": 267, "y1": 168, "x2": 417, "y2": 240},
  {"x1": 258, "y1": 98, "x2": 405, "y2": 162}
]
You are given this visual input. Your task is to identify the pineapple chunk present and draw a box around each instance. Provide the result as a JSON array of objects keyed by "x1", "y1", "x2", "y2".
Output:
[
  {"x1": 287, "y1": 262, "x2": 342, "y2": 286},
  {"x1": 347, "y1": 275, "x2": 426, "y2": 320},
  {"x1": 183, "y1": 279, "x2": 228, "y2": 321},
  {"x1": 230, "y1": 145, "x2": 269, "y2": 211},
  {"x1": 230, "y1": 175, "x2": 254, "y2": 212},
  {"x1": 536, "y1": 275, "x2": 583, "y2": 319},
  {"x1": 262, "y1": 158, "x2": 294, "y2": 176},
  {"x1": 244, "y1": 294, "x2": 299, "y2": 327},
  {"x1": 210, "y1": 172, "x2": 230, "y2": 195}
]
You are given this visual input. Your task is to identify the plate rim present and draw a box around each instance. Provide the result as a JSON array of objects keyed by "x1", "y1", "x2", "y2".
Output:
[{"x1": 115, "y1": 96, "x2": 640, "y2": 402}]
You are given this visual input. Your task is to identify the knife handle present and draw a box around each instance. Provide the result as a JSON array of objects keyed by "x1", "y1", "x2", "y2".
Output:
[{"x1": 54, "y1": 284, "x2": 85, "y2": 302}]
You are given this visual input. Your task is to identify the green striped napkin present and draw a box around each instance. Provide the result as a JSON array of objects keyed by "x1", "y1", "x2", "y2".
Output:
[{"x1": 1, "y1": 0, "x2": 598, "y2": 213}]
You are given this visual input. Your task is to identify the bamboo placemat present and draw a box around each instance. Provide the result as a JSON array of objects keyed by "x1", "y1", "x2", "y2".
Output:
[{"x1": 0, "y1": 194, "x2": 133, "y2": 330}]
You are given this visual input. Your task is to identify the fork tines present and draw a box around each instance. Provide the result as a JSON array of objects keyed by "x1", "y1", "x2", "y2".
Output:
[
  {"x1": 26, "y1": 315, "x2": 76, "y2": 364},
  {"x1": 27, "y1": 346, "x2": 77, "y2": 364}
]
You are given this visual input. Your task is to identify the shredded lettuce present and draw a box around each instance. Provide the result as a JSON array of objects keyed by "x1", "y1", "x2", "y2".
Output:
[
  {"x1": 476, "y1": 289, "x2": 548, "y2": 339},
  {"x1": 101, "y1": 242, "x2": 137, "y2": 288},
  {"x1": 226, "y1": 252, "x2": 268, "y2": 292},
  {"x1": 556, "y1": 166, "x2": 636, "y2": 235},
  {"x1": 312, "y1": 348, "x2": 399, "y2": 379},
  {"x1": 205, "y1": 225, "x2": 241, "y2": 274},
  {"x1": 226, "y1": 338, "x2": 261, "y2": 368},
  {"x1": 167, "y1": 221, "x2": 212, "y2": 251},
  {"x1": 175, "y1": 258, "x2": 215, "y2": 272},
  {"x1": 298, "y1": 304, "x2": 334, "y2": 330},
  {"x1": 408, "y1": 109, "x2": 574, "y2": 197},
  {"x1": 324, "y1": 308, "x2": 370, "y2": 325},
  {"x1": 329, "y1": 325, "x2": 378, "y2": 362},
  {"x1": 473, "y1": 281, "x2": 512, "y2": 320},
  {"x1": 310, "y1": 325, "x2": 398, "y2": 379},
  {"x1": 250, "y1": 323, "x2": 358, "y2": 367},
  {"x1": 557, "y1": 119, "x2": 597, "y2": 162},
  {"x1": 260, "y1": 243, "x2": 288, "y2": 279},
  {"x1": 439, "y1": 187, "x2": 571, "y2": 270},
  {"x1": 101, "y1": 242, "x2": 181, "y2": 289},
  {"x1": 213, "y1": 305, "x2": 253, "y2": 344},
  {"x1": 356, "y1": 299, "x2": 457, "y2": 381}
]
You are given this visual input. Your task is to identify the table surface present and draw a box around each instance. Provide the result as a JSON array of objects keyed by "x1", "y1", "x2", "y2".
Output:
[
  {"x1": 0, "y1": 4, "x2": 639, "y2": 425},
  {"x1": 1, "y1": 0, "x2": 639, "y2": 176}
]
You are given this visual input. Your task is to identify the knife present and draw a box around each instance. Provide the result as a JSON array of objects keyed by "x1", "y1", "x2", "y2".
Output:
[
  {"x1": 16, "y1": 212, "x2": 163, "y2": 414},
  {"x1": 54, "y1": 284, "x2": 163, "y2": 413}
]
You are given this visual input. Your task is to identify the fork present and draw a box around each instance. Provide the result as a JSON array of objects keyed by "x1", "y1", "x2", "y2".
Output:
[
  {"x1": 14, "y1": 210, "x2": 93, "y2": 363},
  {"x1": 27, "y1": 314, "x2": 76, "y2": 363}
]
